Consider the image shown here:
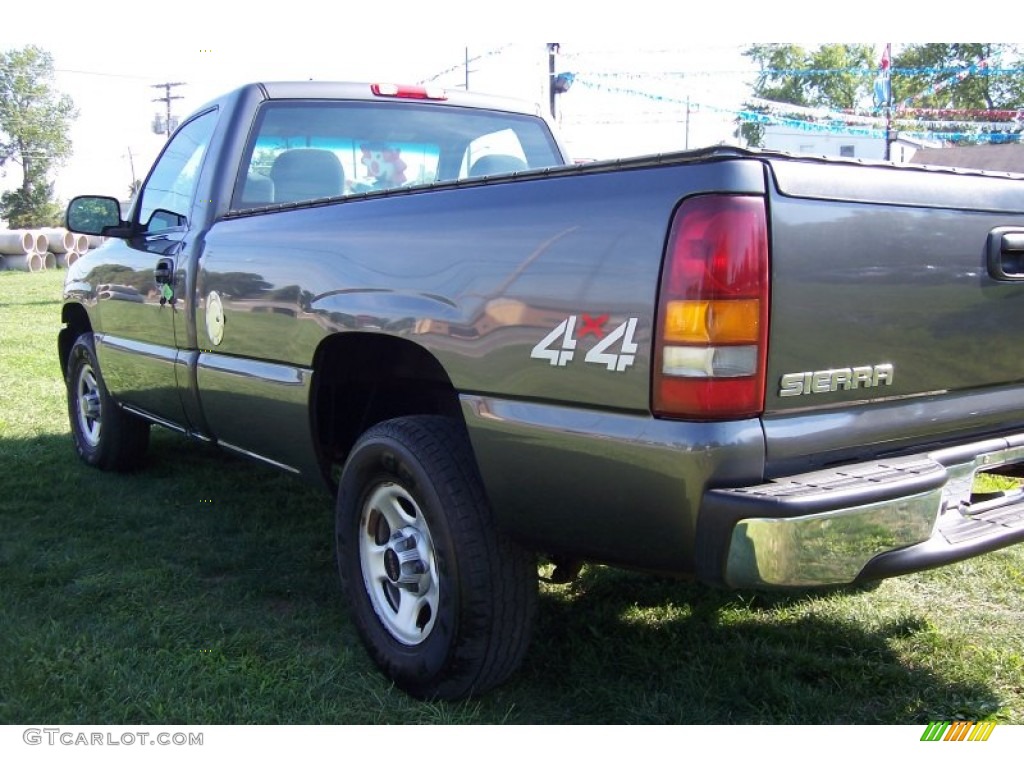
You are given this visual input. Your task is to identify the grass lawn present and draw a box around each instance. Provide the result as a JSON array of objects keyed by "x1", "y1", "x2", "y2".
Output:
[{"x1": 1, "y1": 269, "x2": 1022, "y2": 724}]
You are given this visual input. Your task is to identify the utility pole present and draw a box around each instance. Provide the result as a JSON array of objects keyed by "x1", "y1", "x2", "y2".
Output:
[
  {"x1": 152, "y1": 82, "x2": 185, "y2": 137},
  {"x1": 125, "y1": 146, "x2": 139, "y2": 196},
  {"x1": 546, "y1": 43, "x2": 574, "y2": 121},
  {"x1": 547, "y1": 43, "x2": 559, "y2": 119},
  {"x1": 881, "y1": 44, "x2": 893, "y2": 161}
]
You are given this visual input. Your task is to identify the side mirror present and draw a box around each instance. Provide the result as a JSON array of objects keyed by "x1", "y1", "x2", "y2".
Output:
[
  {"x1": 66, "y1": 195, "x2": 130, "y2": 237},
  {"x1": 145, "y1": 208, "x2": 187, "y2": 232}
]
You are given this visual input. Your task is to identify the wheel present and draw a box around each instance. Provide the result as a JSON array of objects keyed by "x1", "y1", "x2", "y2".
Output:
[
  {"x1": 335, "y1": 416, "x2": 537, "y2": 700},
  {"x1": 66, "y1": 332, "x2": 150, "y2": 471}
]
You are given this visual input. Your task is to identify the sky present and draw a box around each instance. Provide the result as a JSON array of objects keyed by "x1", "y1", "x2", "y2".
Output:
[{"x1": 0, "y1": 1, "x2": 1014, "y2": 205}]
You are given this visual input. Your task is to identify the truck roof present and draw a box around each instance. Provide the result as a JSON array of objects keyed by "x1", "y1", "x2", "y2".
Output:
[{"x1": 198, "y1": 81, "x2": 549, "y2": 119}]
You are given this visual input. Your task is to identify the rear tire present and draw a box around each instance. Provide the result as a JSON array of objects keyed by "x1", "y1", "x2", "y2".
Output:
[
  {"x1": 66, "y1": 333, "x2": 150, "y2": 471},
  {"x1": 335, "y1": 416, "x2": 536, "y2": 700}
]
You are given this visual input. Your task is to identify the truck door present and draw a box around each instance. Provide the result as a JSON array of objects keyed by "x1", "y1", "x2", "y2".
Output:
[{"x1": 92, "y1": 109, "x2": 219, "y2": 429}]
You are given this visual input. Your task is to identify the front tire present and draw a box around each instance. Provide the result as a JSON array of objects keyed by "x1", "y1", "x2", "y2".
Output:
[
  {"x1": 66, "y1": 332, "x2": 150, "y2": 471},
  {"x1": 336, "y1": 416, "x2": 536, "y2": 700}
]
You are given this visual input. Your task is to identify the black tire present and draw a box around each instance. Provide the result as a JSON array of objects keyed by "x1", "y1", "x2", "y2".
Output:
[
  {"x1": 335, "y1": 416, "x2": 537, "y2": 700},
  {"x1": 66, "y1": 332, "x2": 150, "y2": 471}
]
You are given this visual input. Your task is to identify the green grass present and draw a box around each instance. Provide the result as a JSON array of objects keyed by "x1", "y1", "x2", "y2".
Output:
[{"x1": 1, "y1": 269, "x2": 1022, "y2": 724}]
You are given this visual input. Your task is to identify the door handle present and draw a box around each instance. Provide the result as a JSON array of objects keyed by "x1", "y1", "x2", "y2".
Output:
[
  {"x1": 154, "y1": 258, "x2": 175, "y2": 285},
  {"x1": 987, "y1": 228, "x2": 1024, "y2": 280}
]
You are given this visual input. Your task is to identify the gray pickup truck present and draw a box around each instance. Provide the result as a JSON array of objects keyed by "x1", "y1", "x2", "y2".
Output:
[{"x1": 60, "y1": 81, "x2": 1024, "y2": 700}]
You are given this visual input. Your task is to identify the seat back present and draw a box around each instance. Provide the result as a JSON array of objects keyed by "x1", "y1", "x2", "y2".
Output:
[
  {"x1": 468, "y1": 154, "x2": 528, "y2": 177},
  {"x1": 270, "y1": 148, "x2": 345, "y2": 203},
  {"x1": 241, "y1": 172, "x2": 275, "y2": 206}
]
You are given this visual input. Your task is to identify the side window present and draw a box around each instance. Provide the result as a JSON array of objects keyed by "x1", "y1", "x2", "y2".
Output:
[{"x1": 136, "y1": 109, "x2": 218, "y2": 232}]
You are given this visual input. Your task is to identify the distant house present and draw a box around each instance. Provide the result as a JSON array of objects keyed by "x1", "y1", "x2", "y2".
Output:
[
  {"x1": 907, "y1": 143, "x2": 1024, "y2": 173},
  {"x1": 760, "y1": 125, "x2": 937, "y2": 162}
]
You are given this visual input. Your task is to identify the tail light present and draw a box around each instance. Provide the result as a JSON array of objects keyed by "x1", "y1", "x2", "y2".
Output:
[
  {"x1": 371, "y1": 83, "x2": 447, "y2": 100},
  {"x1": 653, "y1": 195, "x2": 769, "y2": 419}
]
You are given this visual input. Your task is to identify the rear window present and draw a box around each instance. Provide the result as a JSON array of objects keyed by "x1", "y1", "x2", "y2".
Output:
[{"x1": 233, "y1": 100, "x2": 561, "y2": 209}]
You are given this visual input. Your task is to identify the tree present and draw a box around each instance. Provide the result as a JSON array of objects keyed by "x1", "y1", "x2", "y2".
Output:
[
  {"x1": 0, "y1": 45, "x2": 77, "y2": 228},
  {"x1": 892, "y1": 43, "x2": 1024, "y2": 111},
  {"x1": 737, "y1": 44, "x2": 877, "y2": 147},
  {"x1": 744, "y1": 44, "x2": 815, "y2": 108},
  {"x1": 1, "y1": 177, "x2": 63, "y2": 228},
  {"x1": 738, "y1": 43, "x2": 1024, "y2": 148},
  {"x1": 743, "y1": 44, "x2": 878, "y2": 110}
]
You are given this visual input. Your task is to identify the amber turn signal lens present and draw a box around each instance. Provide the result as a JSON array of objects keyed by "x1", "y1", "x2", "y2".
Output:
[{"x1": 663, "y1": 299, "x2": 760, "y2": 344}]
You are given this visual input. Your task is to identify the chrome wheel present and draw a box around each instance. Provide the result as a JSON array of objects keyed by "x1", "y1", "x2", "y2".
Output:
[
  {"x1": 75, "y1": 363, "x2": 103, "y2": 448},
  {"x1": 358, "y1": 481, "x2": 439, "y2": 645}
]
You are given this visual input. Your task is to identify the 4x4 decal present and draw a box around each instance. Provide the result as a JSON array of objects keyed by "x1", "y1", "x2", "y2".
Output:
[{"x1": 530, "y1": 314, "x2": 639, "y2": 372}]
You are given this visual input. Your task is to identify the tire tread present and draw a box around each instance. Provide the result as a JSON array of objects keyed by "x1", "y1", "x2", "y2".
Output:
[
  {"x1": 337, "y1": 415, "x2": 536, "y2": 699},
  {"x1": 66, "y1": 332, "x2": 150, "y2": 472}
]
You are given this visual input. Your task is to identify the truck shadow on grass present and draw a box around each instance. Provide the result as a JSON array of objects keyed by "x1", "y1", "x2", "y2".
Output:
[
  {"x1": 0, "y1": 431, "x2": 1007, "y2": 724},
  {"x1": 500, "y1": 565, "x2": 1002, "y2": 724}
]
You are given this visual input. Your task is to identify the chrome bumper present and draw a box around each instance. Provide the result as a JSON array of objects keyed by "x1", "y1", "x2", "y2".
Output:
[{"x1": 699, "y1": 434, "x2": 1024, "y2": 588}]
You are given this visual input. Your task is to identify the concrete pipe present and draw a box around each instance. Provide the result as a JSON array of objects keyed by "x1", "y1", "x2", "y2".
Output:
[
  {"x1": 0, "y1": 231, "x2": 36, "y2": 255},
  {"x1": 40, "y1": 251, "x2": 56, "y2": 269},
  {"x1": 74, "y1": 234, "x2": 90, "y2": 253},
  {"x1": 40, "y1": 228, "x2": 76, "y2": 254},
  {"x1": 57, "y1": 251, "x2": 80, "y2": 268},
  {"x1": 3, "y1": 252, "x2": 44, "y2": 272},
  {"x1": 86, "y1": 235, "x2": 104, "y2": 249},
  {"x1": 32, "y1": 232, "x2": 49, "y2": 254}
]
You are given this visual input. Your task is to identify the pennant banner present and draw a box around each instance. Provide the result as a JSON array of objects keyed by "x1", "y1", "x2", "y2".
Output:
[{"x1": 573, "y1": 78, "x2": 1023, "y2": 144}]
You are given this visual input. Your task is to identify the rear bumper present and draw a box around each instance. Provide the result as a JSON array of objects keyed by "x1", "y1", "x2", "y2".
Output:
[{"x1": 696, "y1": 433, "x2": 1024, "y2": 588}]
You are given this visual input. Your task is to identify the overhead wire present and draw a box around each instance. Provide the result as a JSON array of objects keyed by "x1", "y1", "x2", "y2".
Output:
[
  {"x1": 569, "y1": 52, "x2": 1024, "y2": 145},
  {"x1": 47, "y1": 48, "x2": 1024, "y2": 145}
]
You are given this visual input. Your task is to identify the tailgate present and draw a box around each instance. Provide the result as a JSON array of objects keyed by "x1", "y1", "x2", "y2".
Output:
[{"x1": 762, "y1": 158, "x2": 1024, "y2": 470}]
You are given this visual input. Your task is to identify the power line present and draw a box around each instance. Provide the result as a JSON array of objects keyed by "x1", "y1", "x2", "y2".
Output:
[
  {"x1": 55, "y1": 67, "x2": 159, "y2": 81},
  {"x1": 418, "y1": 45, "x2": 510, "y2": 85},
  {"x1": 572, "y1": 66, "x2": 1024, "y2": 79}
]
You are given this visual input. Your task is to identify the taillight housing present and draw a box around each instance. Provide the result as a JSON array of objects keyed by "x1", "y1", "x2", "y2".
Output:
[
  {"x1": 371, "y1": 83, "x2": 447, "y2": 100},
  {"x1": 653, "y1": 195, "x2": 769, "y2": 419}
]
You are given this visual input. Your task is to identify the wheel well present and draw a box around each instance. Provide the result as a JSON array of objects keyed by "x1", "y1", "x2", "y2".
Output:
[
  {"x1": 311, "y1": 333, "x2": 463, "y2": 486},
  {"x1": 58, "y1": 303, "x2": 92, "y2": 377}
]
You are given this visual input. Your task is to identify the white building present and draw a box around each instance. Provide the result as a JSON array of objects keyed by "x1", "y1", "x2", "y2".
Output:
[{"x1": 760, "y1": 124, "x2": 936, "y2": 162}]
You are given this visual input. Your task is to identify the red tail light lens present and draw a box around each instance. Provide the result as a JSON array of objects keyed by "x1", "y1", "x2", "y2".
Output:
[
  {"x1": 654, "y1": 195, "x2": 769, "y2": 419},
  {"x1": 371, "y1": 83, "x2": 447, "y2": 100}
]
